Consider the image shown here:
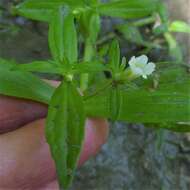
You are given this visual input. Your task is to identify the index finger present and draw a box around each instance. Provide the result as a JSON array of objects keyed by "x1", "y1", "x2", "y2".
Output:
[{"x1": 0, "y1": 95, "x2": 47, "y2": 134}]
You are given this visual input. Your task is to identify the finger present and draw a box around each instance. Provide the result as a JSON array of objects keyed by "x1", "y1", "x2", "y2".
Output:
[
  {"x1": 0, "y1": 80, "x2": 58, "y2": 134},
  {"x1": 0, "y1": 95, "x2": 47, "y2": 134},
  {"x1": 38, "y1": 180, "x2": 59, "y2": 190},
  {"x1": 0, "y1": 118, "x2": 109, "y2": 189}
]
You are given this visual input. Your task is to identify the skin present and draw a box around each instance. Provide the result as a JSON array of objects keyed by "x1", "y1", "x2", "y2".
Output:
[{"x1": 0, "y1": 81, "x2": 109, "y2": 190}]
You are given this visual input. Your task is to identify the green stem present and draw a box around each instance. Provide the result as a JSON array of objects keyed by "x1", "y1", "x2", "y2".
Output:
[
  {"x1": 84, "y1": 80, "x2": 112, "y2": 100},
  {"x1": 96, "y1": 32, "x2": 115, "y2": 46},
  {"x1": 133, "y1": 15, "x2": 156, "y2": 27},
  {"x1": 80, "y1": 38, "x2": 94, "y2": 91}
]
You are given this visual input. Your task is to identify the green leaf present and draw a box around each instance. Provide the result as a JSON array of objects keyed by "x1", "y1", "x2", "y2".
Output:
[
  {"x1": 79, "y1": 11, "x2": 101, "y2": 43},
  {"x1": 14, "y1": 0, "x2": 85, "y2": 22},
  {"x1": 0, "y1": 58, "x2": 54, "y2": 104},
  {"x1": 169, "y1": 20, "x2": 190, "y2": 34},
  {"x1": 46, "y1": 81, "x2": 85, "y2": 189},
  {"x1": 49, "y1": 6, "x2": 78, "y2": 63},
  {"x1": 108, "y1": 40, "x2": 120, "y2": 73},
  {"x1": 1, "y1": 59, "x2": 189, "y2": 124},
  {"x1": 157, "y1": 2, "x2": 169, "y2": 23},
  {"x1": 98, "y1": 0, "x2": 159, "y2": 19},
  {"x1": 14, "y1": 60, "x2": 63, "y2": 75},
  {"x1": 109, "y1": 86, "x2": 123, "y2": 121},
  {"x1": 164, "y1": 32, "x2": 183, "y2": 63},
  {"x1": 87, "y1": 0, "x2": 99, "y2": 5},
  {"x1": 86, "y1": 67, "x2": 190, "y2": 123},
  {"x1": 73, "y1": 61, "x2": 107, "y2": 73}
]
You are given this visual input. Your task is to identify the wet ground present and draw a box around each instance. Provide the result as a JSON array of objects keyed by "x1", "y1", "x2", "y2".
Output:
[{"x1": 0, "y1": 0, "x2": 190, "y2": 189}]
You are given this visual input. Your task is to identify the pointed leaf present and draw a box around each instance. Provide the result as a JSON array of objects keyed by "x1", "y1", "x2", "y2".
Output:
[
  {"x1": 46, "y1": 81, "x2": 85, "y2": 189},
  {"x1": 169, "y1": 21, "x2": 190, "y2": 34},
  {"x1": 157, "y1": 2, "x2": 169, "y2": 23},
  {"x1": 164, "y1": 32, "x2": 183, "y2": 63},
  {"x1": 109, "y1": 40, "x2": 120, "y2": 73},
  {"x1": 73, "y1": 61, "x2": 107, "y2": 73},
  {"x1": 109, "y1": 86, "x2": 123, "y2": 121},
  {"x1": 98, "y1": 0, "x2": 159, "y2": 19},
  {"x1": 48, "y1": 5, "x2": 77, "y2": 63},
  {"x1": 15, "y1": 61, "x2": 63, "y2": 74},
  {"x1": 0, "y1": 58, "x2": 54, "y2": 104},
  {"x1": 79, "y1": 11, "x2": 101, "y2": 43},
  {"x1": 86, "y1": 67, "x2": 190, "y2": 123},
  {"x1": 14, "y1": 0, "x2": 85, "y2": 22}
]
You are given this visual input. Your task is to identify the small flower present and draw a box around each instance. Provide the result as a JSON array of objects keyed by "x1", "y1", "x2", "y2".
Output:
[{"x1": 128, "y1": 55, "x2": 156, "y2": 79}]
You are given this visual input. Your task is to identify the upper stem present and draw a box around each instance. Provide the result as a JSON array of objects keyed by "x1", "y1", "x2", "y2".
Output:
[
  {"x1": 133, "y1": 15, "x2": 156, "y2": 27},
  {"x1": 80, "y1": 38, "x2": 94, "y2": 91}
]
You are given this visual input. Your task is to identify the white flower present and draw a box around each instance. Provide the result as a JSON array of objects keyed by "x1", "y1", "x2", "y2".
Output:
[{"x1": 128, "y1": 55, "x2": 156, "y2": 79}]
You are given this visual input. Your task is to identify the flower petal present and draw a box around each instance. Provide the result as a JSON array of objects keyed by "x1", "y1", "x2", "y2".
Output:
[
  {"x1": 144, "y1": 62, "x2": 156, "y2": 75},
  {"x1": 132, "y1": 67, "x2": 144, "y2": 75},
  {"x1": 128, "y1": 56, "x2": 136, "y2": 66},
  {"x1": 135, "y1": 55, "x2": 148, "y2": 64}
]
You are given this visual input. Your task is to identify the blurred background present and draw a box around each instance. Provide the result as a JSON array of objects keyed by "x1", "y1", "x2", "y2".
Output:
[{"x1": 0, "y1": 0, "x2": 189, "y2": 189}]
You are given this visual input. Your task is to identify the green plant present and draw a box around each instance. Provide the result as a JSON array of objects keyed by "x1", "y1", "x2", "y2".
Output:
[{"x1": 0, "y1": 0, "x2": 190, "y2": 189}]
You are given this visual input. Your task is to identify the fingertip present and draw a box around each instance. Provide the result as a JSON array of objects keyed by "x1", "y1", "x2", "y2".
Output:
[{"x1": 78, "y1": 118, "x2": 109, "y2": 166}]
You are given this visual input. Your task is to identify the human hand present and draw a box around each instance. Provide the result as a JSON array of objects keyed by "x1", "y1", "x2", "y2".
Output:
[{"x1": 0, "y1": 82, "x2": 109, "y2": 189}]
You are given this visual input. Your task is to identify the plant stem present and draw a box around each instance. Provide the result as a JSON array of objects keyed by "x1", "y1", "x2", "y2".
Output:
[
  {"x1": 84, "y1": 80, "x2": 112, "y2": 100},
  {"x1": 80, "y1": 38, "x2": 94, "y2": 91},
  {"x1": 133, "y1": 15, "x2": 156, "y2": 27},
  {"x1": 96, "y1": 32, "x2": 115, "y2": 46}
]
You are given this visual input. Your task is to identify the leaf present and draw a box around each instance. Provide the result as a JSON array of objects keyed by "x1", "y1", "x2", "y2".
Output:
[
  {"x1": 1, "y1": 59, "x2": 189, "y2": 124},
  {"x1": 79, "y1": 10, "x2": 101, "y2": 43},
  {"x1": 73, "y1": 61, "x2": 108, "y2": 73},
  {"x1": 164, "y1": 32, "x2": 183, "y2": 63},
  {"x1": 49, "y1": 5, "x2": 78, "y2": 63},
  {"x1": 46, "y1": 81, "x2": 85, "y2": 189},
  {"x1": 87, "y1": 0, "x2": 99, "y2": 5},
  {"x1": 169, "y1": 20, "x2": 190, "y2": 34},
  {"x1": 15, "y1": 60, "x2": 63, "y2": 75},
  {"x1": 109, "y1": 86, "x2": 123, "y2": 121},
  {"x1": 86, "y1": 66, "x2": 190, "y2": 123},
  {"x1": 108, "y1": 40, "x2": 120, "y2": 73},
  {"x1": 157, "y1": 2, "x2": 169, "y2": 23},
  {"x1": 0, "y1": 58, "x2": 54, "y2": 104},
  {"x1": 14, "y1": 0, "x2": 85, "y2": 22},
  {"x1": 97, "y1": 0, "x2": 159, "y2": 19}
]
